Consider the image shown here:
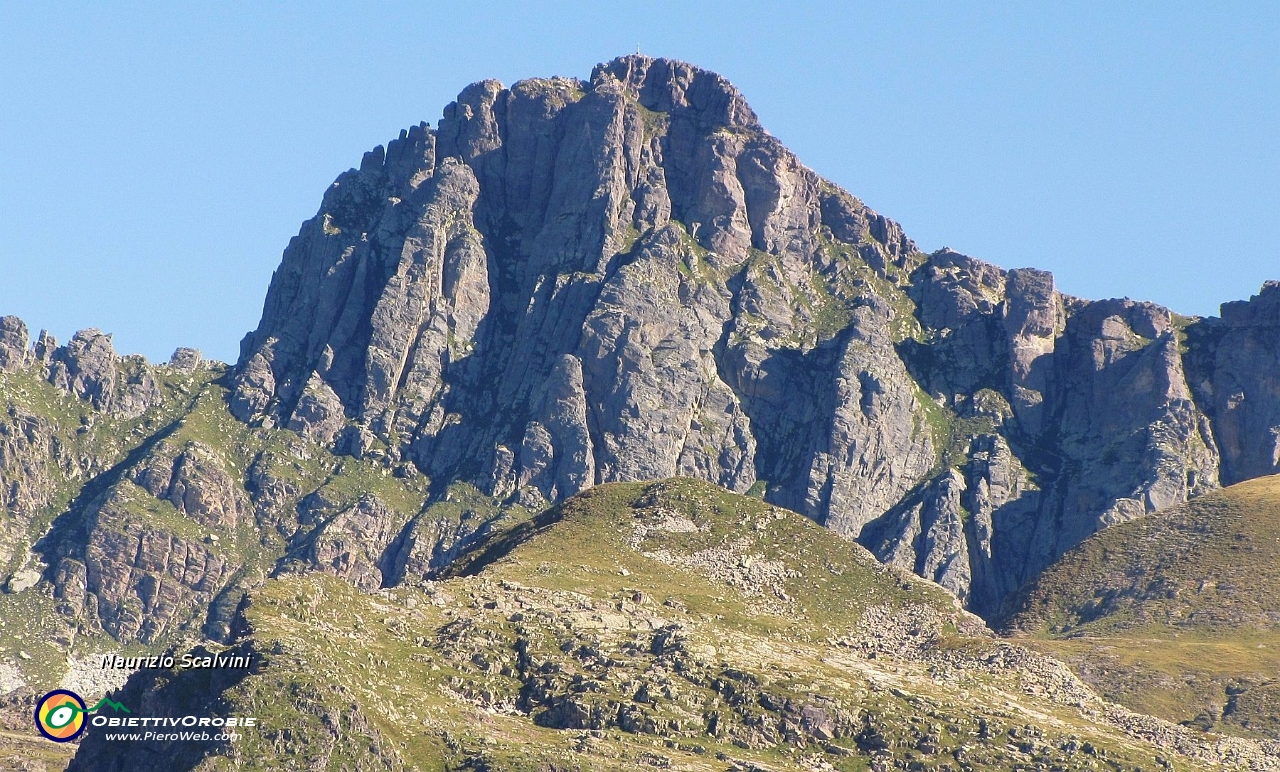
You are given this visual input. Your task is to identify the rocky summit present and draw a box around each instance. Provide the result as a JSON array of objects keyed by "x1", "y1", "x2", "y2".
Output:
[{"x1": 0, "y1": 55, "x2": 1279, "y2": 770}]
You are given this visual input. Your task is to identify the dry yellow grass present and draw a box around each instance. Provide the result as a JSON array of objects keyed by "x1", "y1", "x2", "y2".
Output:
[{"x1": 1006, "y1": 474, "x2": 1280, "y2": 738}]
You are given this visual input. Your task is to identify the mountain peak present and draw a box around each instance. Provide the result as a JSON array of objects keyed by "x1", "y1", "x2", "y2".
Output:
[
  {"x1": 591, "y1": 54, "x2": 760, "y2": 130},
  {"x1": 226, "y1": 57, "x2": 1280, "y2": 623},
  {"x1": 6, "y1": 53, "x2": 1280, "y2": 772}
]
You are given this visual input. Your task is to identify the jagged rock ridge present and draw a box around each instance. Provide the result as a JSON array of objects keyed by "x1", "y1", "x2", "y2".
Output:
[{"x1": 227, "y1": 55, "x2": 1280, "y2": 618}]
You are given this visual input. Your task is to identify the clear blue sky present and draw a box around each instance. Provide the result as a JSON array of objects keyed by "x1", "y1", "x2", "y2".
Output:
[{"x1": 1, "y1": 3, "x2": 1276, "y2": 363}]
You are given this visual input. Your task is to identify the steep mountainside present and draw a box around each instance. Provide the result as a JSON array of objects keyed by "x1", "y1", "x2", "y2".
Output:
[
  {"x1": 0, "y1": 317, "x2": 468, "y2": 767},
  {"x1": 68, "y1": 479, "x2": 1280, "y2": 770},
  {"x1": 1003, "y1": 474, "x2": 1280, "y2": 740},
  {"x1": 229, "y1": 54, "x2": 1276, "y2": 618},
  {"x1": 0, "y1": 54, "x2": 1278, "y2": 770}
]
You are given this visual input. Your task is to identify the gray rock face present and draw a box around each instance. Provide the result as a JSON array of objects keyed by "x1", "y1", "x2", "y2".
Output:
[
  {"x1": 959, "y1": 434, "x2": 1039, "y2": 615},
  {"x1": 0, "y1": 406, "x2": 57, "y2": 573},
  {"x1": 1038, "y1": 300, "x2": 1217, "y2": 540},
  {"x1": 0, "y1": 407, "x2": 55, "y2": 522},
  {"x1": 862, "y1": 468, "x2": 971, "y2": 600},
  {"x1": 808, "y1": 301, "x2": 936, "y2": 535},
  {"x1": 132, "y1": 442, "x2": 246, "y2": 529},
  {"x1": 887, "y1": 271, "x2": 1221, "y2": 616},
  {"x1": 51, "y1": 485, "x2": 232, "y2": 643},
  {"x1": 44, "y1": 329, "x2": 162, "y2": 418},
  {"x1": 32, "y1": 329, "x2": 56, "y2": 364},
  {"x1": 578, "y1": 228, "x2": 756, "y2": 497},
  {"x1": 226, "y1": 54, "x2": 1280, "y2": 616},
  {"x1": 48, "y1": 329, "x2": 117, "y2": 408},
  {"x1": 386, "y1": 498, "x2": 507, "y2": 584},
  {"x1": 286, "y1": 373, "x2": 346, "y2": 445},
  {"x1": 1002, "y1": 268, "x2": 1061, "y2": 436},
  {"x1": 280, "y1": 493, "x2": 408, "y2": 591},
  {"x1": 514, "y1": 354, "x2": 595, "y2": 504},
  {"x1": 168, "y1": 347, "x2": 203, "y2": 371},
  {"x1": 0, "y1": 316, "x2": 29, "y2": 372},
  {"x1": 1185, "y1": 281, "x2": 1280, "y2": 485}
]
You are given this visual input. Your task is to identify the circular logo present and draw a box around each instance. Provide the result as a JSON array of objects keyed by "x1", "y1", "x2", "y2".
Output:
[{"x1": 34, "y1": 690, "x2": 87, "y2": 742}]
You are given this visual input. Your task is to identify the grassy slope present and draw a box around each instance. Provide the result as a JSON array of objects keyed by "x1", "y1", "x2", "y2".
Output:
[
  {"x1": 166, "y1": 480, "x2": 1254, "y2": 771},
  {"x1": 1003, "y1": 474, "x2": 1280, "y2": 739}
]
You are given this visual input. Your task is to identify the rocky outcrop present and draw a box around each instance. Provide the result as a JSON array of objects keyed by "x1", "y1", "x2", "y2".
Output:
[
  {"x1": 47, "y1": 329, "x2": 116, "y2": 406},
  {"x1": 167, "y1": 347, "x2": 203, "y2": 372},
  {"x1": 1036, "y1": 299, "x2": 1217, "y2": 535},
  {"x1": 960, "y1": 434, "x2": 1040, "y2": 616},
  {"x1": 44, "y1": 329, "x2": 163, "y2": 418},
  {"x1": 577, "y1": 228, "x2": 757, "y2": 496},
  {"x1": 883, "y1": 267, "x2": 1221, "y2": 615},
  {"x1": 0, "y1": 406, "x2": 57, "y2": 574},
  {"x1": 0, "y1": 407, "x2": 56, "y2": 524},
  {"x1": 32, "y1": 329, "x2": 56, "y2": 365},
  {"x1": 50, "y1": 484, "x2": 233, "y2": 643},
  {"x1": 0, "y1": 317, "x2": 29, "y2": 373},
  {"x1": 862, "y1": 469, "x2": 971, "y2": 600},
  {"x1": 386, "y1": 501, "x2": 508, "y2": 585},
  {"x1": 800, "y1": 300, "x2": 936, "y2": 534},
  {"x1": 511, "y1": 354, "x2": 596, "y2": 504},
  {"x1": 1185, "y1": 281, "x2": 1280, "y2": 485},
  {"x1": 285, "y1": 373, "x2": 346, "y2": 445},
  {"x1": 278, "y1": 492, "x2": 409, "y2": 591},
  {"x1": 1002, "y1": 268, "x2": 1062, "y2": 436},
  {"x1": 131, "y1": 442, "x2": 246, "y2": 529}
]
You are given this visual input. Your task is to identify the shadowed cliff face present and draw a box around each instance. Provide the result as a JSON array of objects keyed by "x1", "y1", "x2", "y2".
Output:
[
  {"x1": 222, "y1": 55, "x2": 1280, "y2": 618},
  {"x1": 1185, "y1": 281, "x2": 1280, "y2": 486}
]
